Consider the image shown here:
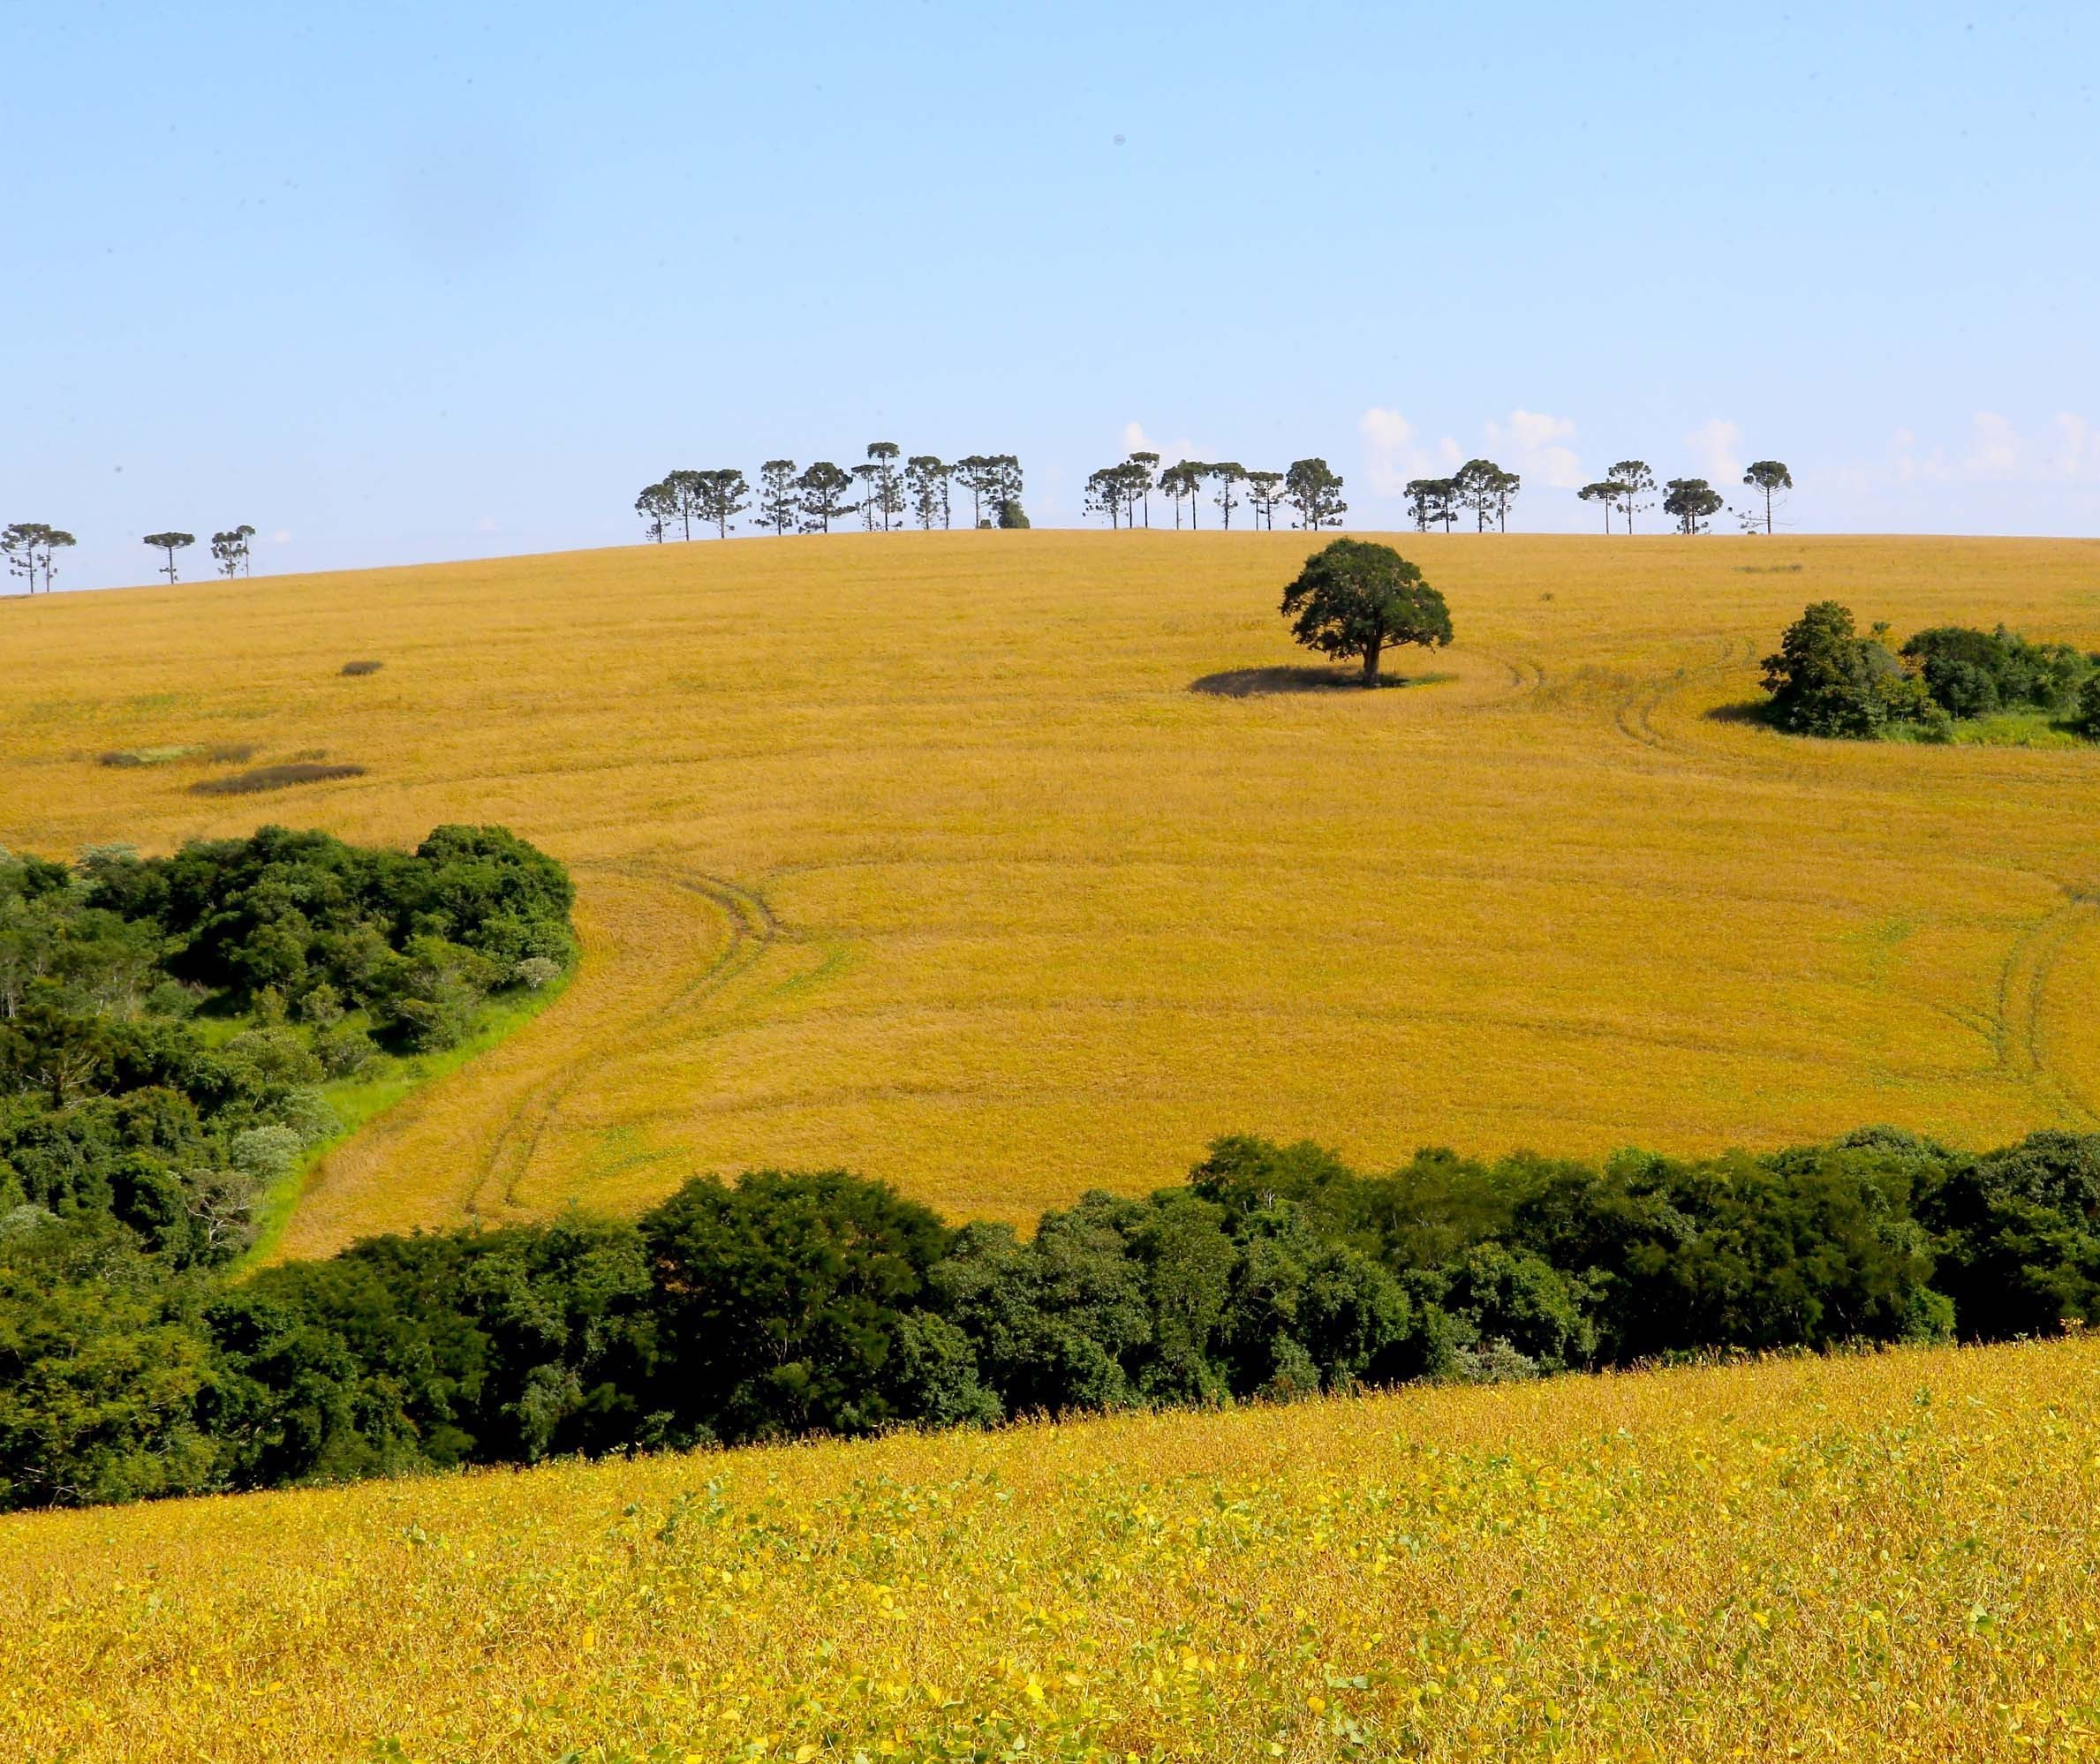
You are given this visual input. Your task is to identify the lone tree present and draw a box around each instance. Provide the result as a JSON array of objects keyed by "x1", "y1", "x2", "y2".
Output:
[
  {"x1": 1246, "y1": 470, "x2": 1283, "y2": 530},
  {"x1": 1663, "y1": 477, "x2": 1725, "y2": 534},
  {"x1": 905, "y1": 456, "x2": 951, "y2": 530},
  {"x1": 142, "y1": 531, "x2": 194, "y2": 583},
  {"x1": 1607, "y1": 461, "x2": 1656, "y2": 533},
  {"x1": 1283, "y1": 457, "x2": 1347, "y2": 530},
  {"x1": 634, "y1": 481, "x2": 676, "y2": 542},
  {"x1": 1160, "y1": 460, "x2": 1204, "y2": 528},
  {"x1": 1280, "y1": 538, "x2": 1454, "y2": 686},
  {"x1": 797, "y1": 461, "x2": 855, "y2": 533},
  {"x1": 1207, "y1": 462, "x2": 1247, "y2": 531},
  {"x1": 695, "y1": 469, "x2": 750, "y2": 537},
  {"x1": 758, "y1": 460, "x2": 799, "y2": 535},
  {"x1": 1126, "y1": 451, "x2": 1159, "y2": 526},
  {"x1": 1741, "y1": 459, "x2": 1793, "y2": 534},
  {"x1": 210, "y1": 524, "x2": 256, "y2": 577},
  {"x1": 1577, "y1": 480, "x2": 1623, "y2": 531}
]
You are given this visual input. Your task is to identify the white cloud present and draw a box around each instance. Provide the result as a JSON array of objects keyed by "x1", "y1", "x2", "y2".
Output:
[
  {"x1": 1687, "y1": 417, "x2": 1743, "y2": 485},
  {"x1": 1357, "y1": 407, "x2": 1461, "y2": 497},
  {"x1": 1484, "y1": 408, "x2": 1583, "y2": 489},
  {"x1": 2049, "y1": 413, "x2": 2098, "y2": 480},
  {"x1": 1121, "y1": 420, "x2": 1199, "y2": 466},
  {"x1": 1962, "y1": 412, "x2": 2021, "y2": 479}
]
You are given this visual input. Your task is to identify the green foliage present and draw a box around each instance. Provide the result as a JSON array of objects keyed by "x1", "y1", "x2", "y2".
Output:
[
  {"x1": 1282, "y1": 458, "x2": 1347, "y2": 530},
  {"x1": 1280, "y1": 539, "x2": 1454, "y2": 683},
  {"x1": 7, "y1": 1120, "x2": 2100, "y2": 1511},
  {"x1": 2076, "y1": 673, "x2": 2100, "y2": 739},
  {"x1": 1662, "y1": 477, "x2": 1725, "y2": 534},
  {"x1": 1765, "y1": 603, "x2": 2096, "y2": 740},
  {"x1": 1761, "y1": 601, "x2": 1945, "y2": 738},
  {"x1": 0, "y1": 827, "x2": 575, "y2": 1271},
  {"x1": 996, "y1": 498, "x2": 1029, "y2": 529}
]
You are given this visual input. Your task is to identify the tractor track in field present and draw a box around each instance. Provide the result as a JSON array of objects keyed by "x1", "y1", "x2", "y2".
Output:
[
  {"x1": 1612, "y1": 633, "x2": 1760, "y2": 752},
  {"x1": 465, "y1": 857, "x2": 779, "y2": 1218},
  {"x1": 1990, "y1": 884, "x2": 2100, "y2": 1126}
]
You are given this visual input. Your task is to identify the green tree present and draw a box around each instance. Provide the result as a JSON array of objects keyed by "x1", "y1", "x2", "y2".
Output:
[
  {"x1": 1663, "y1": 478, "x2": 1725, "y2": 534},
  {"x1": 1760, "y1": 600, "x2": 1937, "y2": 737},
  {"x1": 1280, "y1": 538, "x2": 1454, "y2": 685},
  {"x1": 905, "y1": 456, "x2": 951, "y2": 530},
  {"x1": 796, "y1": 462, "x2": 855, "y2": 533},
  {"x1": 1577, "y1": 480, "x2": 1623, "y2": 532},
  {"x1": 758, "y1": 459, "x2": 799, "y2": 535},
  {"x1": 1126, "y1": 451, "x2": 1159, "y2": 526},
  {"x1": 209, "y1": 525, "x2": 255, "y2": 578},
  {"x1": 661, "y1": 469, "x2": 706, "y2": 539},
  {"x1": 951, "y1": 456, "x2": 993, "y2": 527},
  {"x1": 1084, "y1": 466, "x2": 1125, "y2": 528},
  {"x1": 632, "y1": 482, "x2": 675, "y2": 543},
  {"x1": 1245, "y1": 470, "x2": 1283, "y2": 530},
  {"x1": 141, "y1": 532, "x2": 194, "y2": 583},
  {"x1": 1607, "y1": 461, "x2": 1655, "y2": 533},
  {"x1": 2, "y1": 523, "x2": 69, "y2": 593},
  {"x1": 1207, "y1": 461, "x2": 1246, "y2": 530},
  {"x1": 1160, "y1": 461, "x2": 1204, "y2": 528},
  {"x1": 1741, "y1": 459, "x2": 1793, "y2": 534},
  {"x1": 1404, "y1": 478, "x2": 1457, "y2": 532},
  {"x1": 2074, "y1": 674, "x2": 2100, "y2": 740},
  {"x1": 694, "y1": 469, "x2": 750, "y2": 538},
  {"x1": 639, "y1": 1170, "x2": 959, "y2": 1441},
  {"x1": 1451, "y1": 458, "x2": 1504, "y2": 532},
  {"x1": 1283, "y1": 457, "x2": 1347, "y2": 530},
  {"x1": 864, "y1": 443, "x2": 904, "y2": 531},
  {"x1": 996, "y1": 495, "x2": 1029, "y2": 529}
]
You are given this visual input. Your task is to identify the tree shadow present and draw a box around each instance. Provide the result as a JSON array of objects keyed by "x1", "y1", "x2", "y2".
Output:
[
  {"x1": 1190, "y1": 665, "x2": 1451, "y2": 698},
  {"x1": 1704, "y1": 698, "x2": 1779, "y2": 727}
]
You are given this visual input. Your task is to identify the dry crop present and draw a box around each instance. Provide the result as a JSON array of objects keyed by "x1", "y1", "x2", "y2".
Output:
[
  {"x1": 0, "y1": 531, "x2": 2095, "y2": 1253},
  {"x1": 4, "y1": 1337, "x2": 2099, "y2": 1760}
]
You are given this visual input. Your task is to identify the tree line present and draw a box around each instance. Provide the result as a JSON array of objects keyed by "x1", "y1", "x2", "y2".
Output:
[
  {"x1": 4, "y1": 823, "x2": 2098, "y2": 1511},
  {"x1": 2, "y1": 524, "x2": 261, "y2": 593},
  {"x1": 634, "y1": 449, "x2": 1027, "y2": 542},
  {"x1": 1082, "y1": 456, "x2": 1347, "y2": 531},
  {"x1": 1577, "y1": 460, "x2": 1794, "y2": 535},
  {"x1": 1761, "y1": 601, "x2": 2100, "y2": 741}
]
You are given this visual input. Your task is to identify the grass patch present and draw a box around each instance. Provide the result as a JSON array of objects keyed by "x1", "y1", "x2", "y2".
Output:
[
  {"x1": 1882, "y1": 710, "x2": 2093, "y2": 749},
  {"x1": 240, "y1": 971, "x2": 574, "y2": 1268},
  {"x1": 192, "y1": 761, "x2": 366, "y2": 795},
  {"x1": 340, "y1": 660, "x2": 383, "y2": 676},
  {"x1": 100, "y1": 743, "x2": 254, "y2": 768}
]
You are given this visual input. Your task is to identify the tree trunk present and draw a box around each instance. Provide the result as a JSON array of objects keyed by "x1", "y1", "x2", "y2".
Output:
[{"x1": 1363, "y1": 643, "x2": 1381, "y2": 685}]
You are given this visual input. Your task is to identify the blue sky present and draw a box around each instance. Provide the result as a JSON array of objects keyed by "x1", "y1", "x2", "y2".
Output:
[{"x1": 6, "y1": 0, "x2": 2097, "y2": 589}]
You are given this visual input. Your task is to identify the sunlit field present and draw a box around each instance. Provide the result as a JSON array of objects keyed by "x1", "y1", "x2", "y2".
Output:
[
  {"x1": 2, "y1": 531, "x2": 2096, "y2": 1253},
  {"x1": 5, "y1": 1337, "x2": 2098, "y2": 1760}
]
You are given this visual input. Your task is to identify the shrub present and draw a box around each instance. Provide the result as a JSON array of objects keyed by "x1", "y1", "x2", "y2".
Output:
[
  {"x1": 512, "y1": 956, "x2": 562, "y2": 991},
  {"x1": 2074, "y1": 673, "x2": 2100, "y2": 740},
  {"x1": 1762, "y1": 602, "x2": 1943, "y2": 738},
  {"x1": 996, "y1": 499, "x2": 1030, "y2": 529},
  {"x1": 340, "y1": 660, "x2": 383, "y2": 676}
]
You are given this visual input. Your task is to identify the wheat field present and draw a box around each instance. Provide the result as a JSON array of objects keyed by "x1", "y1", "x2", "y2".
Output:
[
  {"x1": 2, "y1": 531, "x2": 2096, "y2": 1253},
  {"x1": 5, "y1": 1336, "x2": 2099, "y2": 1760}
]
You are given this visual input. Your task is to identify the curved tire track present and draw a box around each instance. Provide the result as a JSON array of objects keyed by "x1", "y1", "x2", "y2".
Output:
[
  {"x1": 465, "y1": 858, "x2": 779, "y2": 1218},
  {"x1": 1992, "y1": 886, "x2": 2100, "y2": 1126}
]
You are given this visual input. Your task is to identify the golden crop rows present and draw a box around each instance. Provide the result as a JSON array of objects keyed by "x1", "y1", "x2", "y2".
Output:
[
  {"x1": 5, "y1": 1337, "x2": 2099, "y2": 1760},
  {"x1": 1, "y1": 531, "x2": 2096, "y2": 1252}
]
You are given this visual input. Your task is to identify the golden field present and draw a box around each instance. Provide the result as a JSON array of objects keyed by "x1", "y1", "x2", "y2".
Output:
[
  {"x1": 1, "y1": 531, "x2": 2096, "y2": 1253},
  {"x1": 5, "y1": 1337, "x2": 2100, "y2": 1760}
]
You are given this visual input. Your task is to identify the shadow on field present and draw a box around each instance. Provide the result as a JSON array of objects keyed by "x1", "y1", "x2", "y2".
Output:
[
  {"x1": 1190, "y1": 666, "x2": 1453, "y2": 697},
  {"x1": 1704, "y1": 699, "x2": 1779, "y2": 727}
]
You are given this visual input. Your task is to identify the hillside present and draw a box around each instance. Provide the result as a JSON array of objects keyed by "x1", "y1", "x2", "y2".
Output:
[
  {"x1": 4, "y1": 1337, "x2": 2096, "y2": 1760},
  {"x1": 2, "y1": 531, "x2": 2096, "y2": 1255}
]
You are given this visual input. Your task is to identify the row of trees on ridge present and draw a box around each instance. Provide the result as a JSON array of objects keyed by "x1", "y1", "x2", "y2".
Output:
[
  {"x1": 1082, "y1": 456, "x2": 1347, "y2": 531},
  {"x1": 1577, "y1": 460, "x2": 1794, "y2": 535},
  {"x1": 635, "y1": 449, "x2": 1026, "y2": 542},
  {"x1": 3, "y1": 524, "x2": 259, "y2": 593}
]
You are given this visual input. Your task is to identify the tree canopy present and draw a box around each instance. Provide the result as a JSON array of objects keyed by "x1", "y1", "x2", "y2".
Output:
[{"x1": 1279, "y1": 539, "x2": 1453, "y2": 684}]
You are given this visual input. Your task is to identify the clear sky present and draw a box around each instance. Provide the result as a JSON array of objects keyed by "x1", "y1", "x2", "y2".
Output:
[{"x1": 7, "y1": 0, "x2": 2097, "y2": 589}]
